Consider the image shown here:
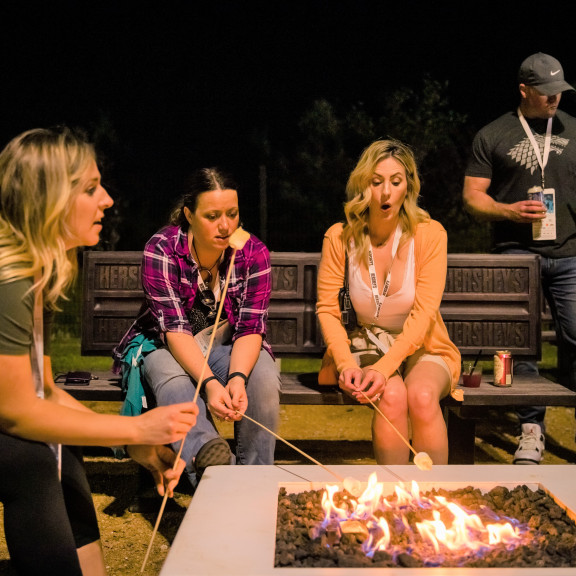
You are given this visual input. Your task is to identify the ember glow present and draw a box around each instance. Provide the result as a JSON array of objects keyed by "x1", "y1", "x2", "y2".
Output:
[{"x1": 318, "y1": 473, "x2": 529, "y2": 565}]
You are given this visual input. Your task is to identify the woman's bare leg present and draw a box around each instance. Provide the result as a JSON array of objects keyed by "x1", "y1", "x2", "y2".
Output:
[
  {"x1": 372, "y1": 374, "x2": 410, "y2": 464},
  {"x1": 405, "y1": 361, "x2": 451, "y2": 465},
  {"x1": 78, "y1": 541, "x2": 107, "y2": 576}
]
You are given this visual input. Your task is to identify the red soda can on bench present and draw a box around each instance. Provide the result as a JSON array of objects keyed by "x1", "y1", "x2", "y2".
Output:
[{"x1": 494, "y1": 350, "x2": 513, "y2": 387}]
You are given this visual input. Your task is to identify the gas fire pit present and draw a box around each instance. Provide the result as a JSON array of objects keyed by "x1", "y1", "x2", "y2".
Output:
[{"x1": 160, "y1": 465, "x2": 576, "y2": 575}]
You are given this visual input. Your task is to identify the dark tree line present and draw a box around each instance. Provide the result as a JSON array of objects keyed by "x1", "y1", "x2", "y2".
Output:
[{"x1": 94, "y1": 78, "x2": 490, "y2": 255}]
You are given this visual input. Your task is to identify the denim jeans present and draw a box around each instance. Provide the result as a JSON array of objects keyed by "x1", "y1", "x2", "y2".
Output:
[
  {"x1": 541, "y1": 255, "x2": 576, "y2": 392},
  {"x1": 142, "y1": 342, "x2": 281, "y2": 484},
  {"x1": 502, "y1": 249, "x2": 576, "y2": 432}
]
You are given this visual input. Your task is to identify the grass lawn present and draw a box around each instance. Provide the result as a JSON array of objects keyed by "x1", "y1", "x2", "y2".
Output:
[
  {"x1": 51, "y1": 337, "x2": 114, "y2": 374},
  {"x1": 50, "y1": 336, "x2": 559, "y2": 378}
]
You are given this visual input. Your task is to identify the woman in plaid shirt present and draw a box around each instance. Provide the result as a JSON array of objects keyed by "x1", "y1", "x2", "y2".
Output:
[{"x1": 114, "y1": 168, "x2": 280, "y2": 487}]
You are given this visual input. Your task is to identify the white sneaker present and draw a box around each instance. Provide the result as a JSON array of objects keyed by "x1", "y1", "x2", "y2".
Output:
[{"x1": 513, "y1": 423, "x2": 545, "y2": 465}]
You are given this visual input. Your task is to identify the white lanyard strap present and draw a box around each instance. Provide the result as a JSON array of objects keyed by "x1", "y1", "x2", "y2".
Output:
[
  {"x1": 367, "y1": 224, "x2": 402, "y2": 320},
  {"x1": 31, "y1": 272, "x2": 44, "y2": 397},
  {"x1": 32, "y1": 273, "x2": 62, "y2": 479},
  {"x1": 518, "y1": 108, "x2": 552, "y2": 188}
]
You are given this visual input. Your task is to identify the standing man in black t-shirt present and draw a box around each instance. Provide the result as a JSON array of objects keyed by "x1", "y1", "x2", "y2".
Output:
[{"x1": 463, "y1": 53, "x2": 576, "y2": 465}]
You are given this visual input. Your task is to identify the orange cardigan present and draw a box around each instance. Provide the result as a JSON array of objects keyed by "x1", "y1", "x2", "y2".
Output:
[{"x1": 316, "y1": 220, "x2": 461, "y2": 389}]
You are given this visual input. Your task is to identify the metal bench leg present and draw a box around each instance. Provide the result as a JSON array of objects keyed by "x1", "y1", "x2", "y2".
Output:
[{"x1": 445, "y1": 407, "x2": 476, "y2": 465}]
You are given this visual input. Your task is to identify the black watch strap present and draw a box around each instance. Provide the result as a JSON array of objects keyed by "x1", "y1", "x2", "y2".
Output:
[
  {"x1": 202, "y1": 375, "x2": 220, "y2": 387},
  {"x1": 228, "y1": 371, "x2": 248, "y2": 385}
]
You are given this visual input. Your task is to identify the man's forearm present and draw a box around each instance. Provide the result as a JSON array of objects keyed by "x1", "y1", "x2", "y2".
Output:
[{"x1": 464, "y1": 194, "x2": 512, "y2": 221}]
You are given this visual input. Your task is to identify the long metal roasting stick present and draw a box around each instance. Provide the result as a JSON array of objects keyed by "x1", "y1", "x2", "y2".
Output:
[{"x1": 141, "y1": 229, "x2": 248, "y2": 573}]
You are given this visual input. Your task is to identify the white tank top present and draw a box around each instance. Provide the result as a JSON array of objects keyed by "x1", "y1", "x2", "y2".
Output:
[{"x1": 349, "y1": 239, "x2": 415, "y2": 333}]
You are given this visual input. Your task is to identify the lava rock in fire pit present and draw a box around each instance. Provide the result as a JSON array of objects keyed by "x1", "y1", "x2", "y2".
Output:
[
  {"x1": 397, "y1": 553, "x2": 423, "y2": 568},
  {"x1": 275, "y1": 483, "x2": 576, "y2": 569}
]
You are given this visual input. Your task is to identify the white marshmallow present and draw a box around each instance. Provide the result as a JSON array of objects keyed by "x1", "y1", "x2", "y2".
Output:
[
  {"x1": 413, "y1": 452, "x2": 433, "y2": 471},
  {"x1": 343, "y1": 476, "x2": 363, "y2": 497},
  {"x1": 229, "y1": 227, "x2": 250, "y2": 250}
]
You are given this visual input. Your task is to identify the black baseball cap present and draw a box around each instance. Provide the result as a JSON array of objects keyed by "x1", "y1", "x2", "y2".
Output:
[{"x1": 518, "y1": 52, "x2": 575, "y2": 96}]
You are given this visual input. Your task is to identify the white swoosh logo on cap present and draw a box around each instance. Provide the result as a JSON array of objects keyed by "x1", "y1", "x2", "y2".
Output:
[{"x1": 551, "y1": 70, "x2": 561, "y2": 76}]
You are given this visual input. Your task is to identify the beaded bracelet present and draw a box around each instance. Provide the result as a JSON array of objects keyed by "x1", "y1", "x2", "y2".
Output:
[{"x1": 228, "y1": 371, "x2": 248, "y2": 385}]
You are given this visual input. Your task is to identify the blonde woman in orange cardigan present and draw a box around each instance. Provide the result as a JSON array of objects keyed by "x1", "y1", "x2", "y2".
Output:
[{"x1": 317, "y1": 139, "x2": 460, "y2": 466}]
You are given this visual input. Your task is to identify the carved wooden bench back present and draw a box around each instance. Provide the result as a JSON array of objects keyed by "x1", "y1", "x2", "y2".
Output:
[{"x1": 81, "y1": 251, "x2": 541, "y2": 361}]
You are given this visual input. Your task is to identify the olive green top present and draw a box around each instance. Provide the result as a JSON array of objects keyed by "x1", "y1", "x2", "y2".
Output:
[{"x1": 0, "y1": 277, "x2": 52, "y2": 356}]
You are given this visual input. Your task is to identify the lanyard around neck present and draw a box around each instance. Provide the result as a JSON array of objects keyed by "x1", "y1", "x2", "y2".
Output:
[
  {"x1": 367, "y1": 224, "x2": 402, "y2": 320},
  {"x1": 518, "y1": 107, "x2": 552, "y2": 188},
  {"x1": 32, "y1": 272, "x2": 62, "y2": 479},
  {"x1": 32, "y1": 272, "x2": 44, "y2": 397}
]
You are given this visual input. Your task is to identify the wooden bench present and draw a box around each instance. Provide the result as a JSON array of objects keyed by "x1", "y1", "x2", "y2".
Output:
[{"x1": 60, "y1": 250, "x2": 576, "y2": 464}]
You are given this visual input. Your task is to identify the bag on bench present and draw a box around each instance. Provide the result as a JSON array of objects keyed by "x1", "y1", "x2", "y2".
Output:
[{"x1": 318, "y1": 327, "x2": 395, "y2": 386}]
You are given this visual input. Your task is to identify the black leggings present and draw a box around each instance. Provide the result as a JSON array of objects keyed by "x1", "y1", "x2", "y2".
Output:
[{"x1": 0, "y1": 432, "x2": 100, "y2": 576}]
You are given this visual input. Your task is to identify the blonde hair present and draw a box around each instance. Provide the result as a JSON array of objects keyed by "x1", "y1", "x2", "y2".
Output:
[
  {"x1": 0, "y1": 127, "x2": 96, "y2": 306},
  {"x1": 343, "y1": 139, "x2": 429, "y2": 264}
]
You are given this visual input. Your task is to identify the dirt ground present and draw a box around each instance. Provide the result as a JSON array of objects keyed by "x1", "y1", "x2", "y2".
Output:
[{"x1": 1, "y1": 402, "x2": 575, "y2": 575}]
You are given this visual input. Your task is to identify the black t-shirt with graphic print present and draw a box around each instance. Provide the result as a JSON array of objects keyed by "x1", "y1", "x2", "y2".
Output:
[{"x1": 466, "y1": 109, "x2": 576, "y2": 258}]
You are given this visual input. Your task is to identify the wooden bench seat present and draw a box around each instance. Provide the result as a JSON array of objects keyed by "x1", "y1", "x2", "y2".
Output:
[
  {"x1": 60, "y1": 370, "x2": 576, "y2": 465},
  {"x1": 58, "y1": 249, "x2": 576, "y2": 465}
]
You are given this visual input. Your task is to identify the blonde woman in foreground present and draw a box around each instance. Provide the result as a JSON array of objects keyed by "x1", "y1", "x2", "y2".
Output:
[
  {"x1": 316, "y1": 139, "x2": 460, "y2": 466},
  {"x1": 0, "y1": 127, "x2": 198, "y2": 576}
]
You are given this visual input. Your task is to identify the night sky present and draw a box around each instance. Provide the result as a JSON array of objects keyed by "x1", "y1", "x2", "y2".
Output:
[{"x1": 2, "y1": 1, "x2": 576, "y2": 246}]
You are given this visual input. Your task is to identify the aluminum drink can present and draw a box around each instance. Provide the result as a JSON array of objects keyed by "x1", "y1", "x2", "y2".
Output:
[
  {"x1": 494, "y1": 350, "x2": 513, "y2": 387},
  {"x1": 527, "y1": 186, "x2": 544, "y2": 204}
]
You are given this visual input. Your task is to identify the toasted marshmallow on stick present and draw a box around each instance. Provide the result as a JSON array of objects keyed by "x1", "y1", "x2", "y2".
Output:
[
  {"x1": 343, "y1": 476, "x2": 363, "y2": 497},
  {"x1": 413, "y1": 451, "x2": 433, "y2": 471},
  {"x1": 229, "y1": 227, "x2": 250, "y2": 250}
]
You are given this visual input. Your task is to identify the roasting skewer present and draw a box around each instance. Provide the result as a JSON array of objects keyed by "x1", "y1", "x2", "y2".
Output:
[
  {"x1": 235, "y1": 411, "x2": 344, "y2": 482},
  {"x1": 141, "y1": 227, "x2": 250, "y2": 573},
  {"x1": 358, "y1": 390, "x2": 433, "y2": 471},
  {"x1": 234, "y1": 410, "x2": 407, "y2": 491}
]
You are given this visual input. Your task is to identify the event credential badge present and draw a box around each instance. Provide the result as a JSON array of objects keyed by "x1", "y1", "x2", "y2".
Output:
[{"x1": 534, "y1": 188, "x2": 557, "y2": 241}]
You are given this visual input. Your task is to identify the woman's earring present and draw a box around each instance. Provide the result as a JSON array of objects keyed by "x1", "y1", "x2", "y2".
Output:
[{"x1": 183, "y1": 206, "x2": 194, "y2": 225}]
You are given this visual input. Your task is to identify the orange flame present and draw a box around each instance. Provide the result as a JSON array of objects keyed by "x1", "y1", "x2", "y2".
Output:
[{"x1": 320, "y1": 473, "x2": 526, "y2": 561}]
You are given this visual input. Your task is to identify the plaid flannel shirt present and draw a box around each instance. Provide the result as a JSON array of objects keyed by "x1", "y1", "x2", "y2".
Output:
[{"x1": 113, "y1": 224, "x2": 273, "y2": 368}]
